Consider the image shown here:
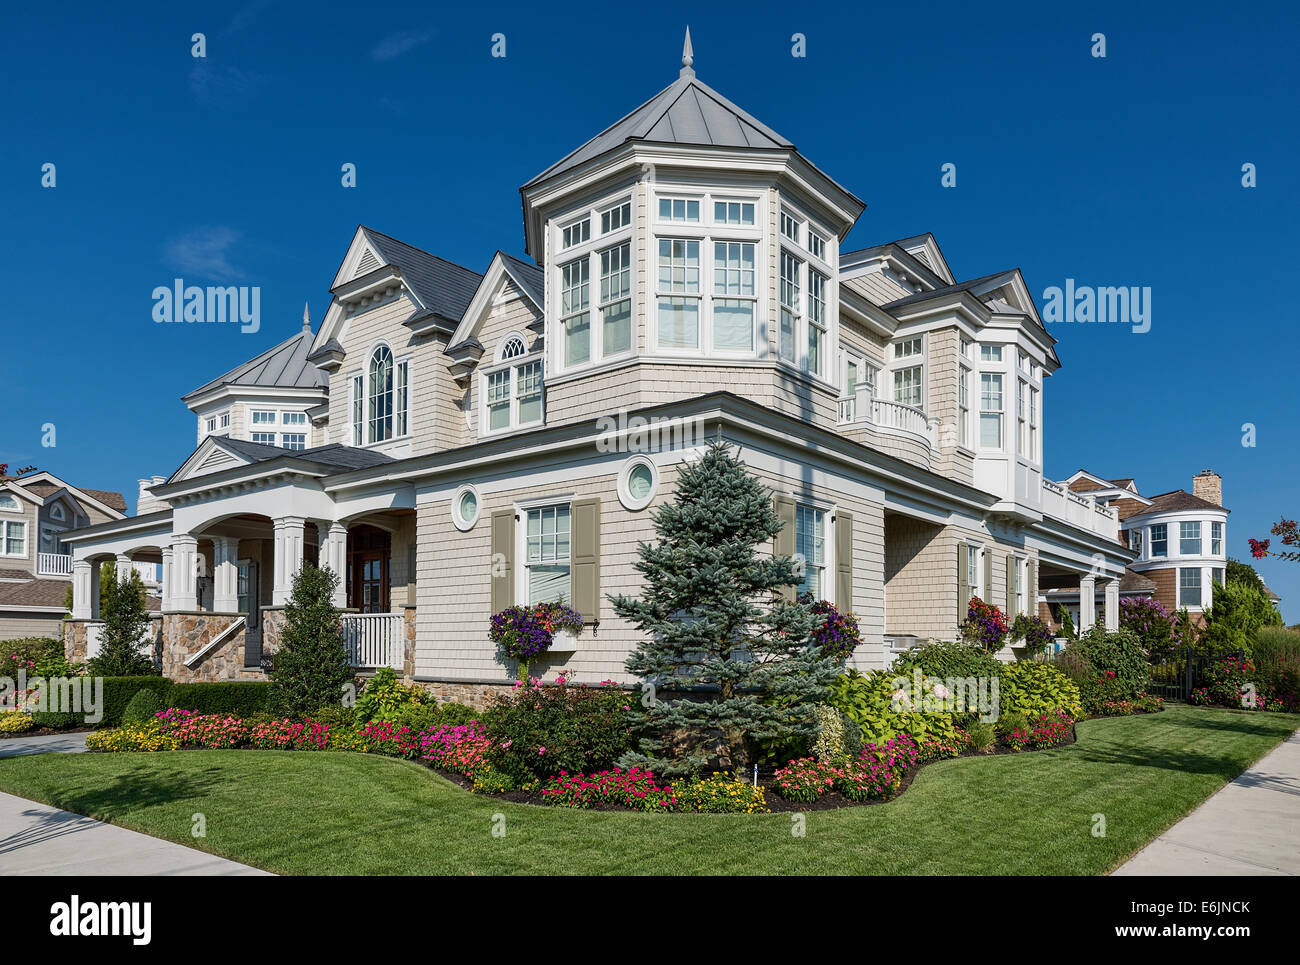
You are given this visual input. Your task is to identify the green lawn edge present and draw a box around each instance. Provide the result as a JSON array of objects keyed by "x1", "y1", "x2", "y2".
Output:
[{"x1": 1, "y1": 704, "x2": 1296, "y2": 875}]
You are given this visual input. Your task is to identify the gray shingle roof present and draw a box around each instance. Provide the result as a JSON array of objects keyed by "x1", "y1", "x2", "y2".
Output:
[
  {"x1": 183, "y1": 329, "x2": 326, "y2": 402},
  {"x1": 499, "y1": 252, "x2": 544, "y2": 307},
  {"x1": 211, "y1": 438, "x2": 395, "y2": 474},
  {"x1": 1144, "y1": 490, "x2": 1230, "y2": 514},
  {"x1": 881, "y1": 270, "x2": 1022, "y2": 311},
  {"x1": 360, "y1": 227, "x2": 483, "y2": 327},
  {"x1": 523, "y1": 68, "x2": 795, "y2": 188}
]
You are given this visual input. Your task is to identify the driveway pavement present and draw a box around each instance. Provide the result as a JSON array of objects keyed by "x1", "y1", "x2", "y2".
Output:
[
  {"x1": 1114, "y1": 729, "x2": 1300, "y2": 875},
  {"x1": 0, "y1": 731, "x2": 90, "y2": 757}
]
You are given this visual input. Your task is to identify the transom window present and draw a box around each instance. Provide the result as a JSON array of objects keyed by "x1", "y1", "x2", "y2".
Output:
[
  {"x1": 893, "y1": 337, "x2": 922, "y2": 359},
  {"x1": 795, "y1": 505, "x2": 827, "y2": 600},
  {"x1": 1150, "y1": 524, "x2": 1168, "y2": 557},
  {"x1": 780, "y1": 210, "x2": 801, "y2": 244},
  {"x1": 282, "y1": 411, "x2": 308, "y2": 426},
  {"x1": 714, "y1": 200, "x2": 755, "y2": 225},
  {"x1": 561, "y1": 218, "x2": 590, "y2": 250},
  {"x1": 0, "y1": 494, "x2": 18, "y2": 512},
  {"x1": 351, "y1": 345, "x2": 409, "y2": 445},
  {"x1": 979, "y1": 373, "x2": 1003, "y2": 447},
  {"x1": 524, "y1": 504, "x2": 571, "y2": 604},
  {"x1": 251, "y1": 410, "x2": 276, "y2": 425},
  {"x1": 1180, "y1": 521, "x2": 1202, "y2": 555},
  {"x1": 1179, "y1": 567, "x2": 1202, "y2": 608},
  {"x1": 980, "y1": 345, "x2": 1003, "y2": 362},
  {"x1": 809, "y1": 231, "x2": 827, "y2": 261},
  {"x1": 601, "y1": 202, "x2": 631, "y2": 234},
  {"x1": 658, "y1": 197, "x2": 700, "y2": 222}
]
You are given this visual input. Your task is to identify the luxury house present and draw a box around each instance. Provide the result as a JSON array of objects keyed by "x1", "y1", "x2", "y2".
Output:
[
  {"x1": 1040, "y1": 469, "x2": 1256, "y2": 627},
  {"x1": 0, "y1": 471, "x2": 158, "y2": 641},
  {"x1": 61, "y1": 37, "x2": 1134, "y2": 701}
]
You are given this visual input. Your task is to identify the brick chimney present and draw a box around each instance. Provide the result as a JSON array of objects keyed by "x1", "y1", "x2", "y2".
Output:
[{"x1": 1193, "y1": 469, "x2": 1222, "y2": 507}]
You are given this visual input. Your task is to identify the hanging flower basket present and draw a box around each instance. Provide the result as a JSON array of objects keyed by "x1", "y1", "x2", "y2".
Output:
[
  {"x1": 490, "y1": 602, "x2": 583, "y2": 679},
  {"x1": 796, "y1": 592, "x2": 861, "y2": 662}
]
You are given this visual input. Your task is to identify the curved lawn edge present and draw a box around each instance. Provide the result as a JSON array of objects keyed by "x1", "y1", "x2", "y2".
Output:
[{"x1": 0, "y1": 705, "x2": 1296, "y2": 875}]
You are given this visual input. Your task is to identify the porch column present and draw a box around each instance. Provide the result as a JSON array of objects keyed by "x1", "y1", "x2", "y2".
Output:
[
  {"x1": 115, "y1": 553, "x2": 134, "y2": 585},
  {"x1": 211, "y1": 537, "x2": 240, "y2": 613},
  {"x1": 71, "y1": 560, "x2": 93, "y2": 620},
  {"x1": 160, "y1": 546, "x2": 173, "y2": 611},
  {"x1": 90, "y1": 559, "x2": 102, "y2": 618},
  {"x1": 1103, "y1": 578, "x2": 1120, "y2": 631},
  {"x1": 1079, "y1": 574, "x2": 1097, "y2": 631},
  {"x1": 318, "y1": 521, "x2": 348, "y2": 608},
  {"x1": 273, "y1": 516, "x2": 306, "y2": 606},
  {"x1": 170, "y1": 534, "x2": 199, "y2": 611}
]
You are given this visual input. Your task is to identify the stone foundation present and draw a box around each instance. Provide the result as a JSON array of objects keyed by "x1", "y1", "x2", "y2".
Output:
[
  {"x1": 414, "y1": 679, "x2": 520, "y2": 710},
  {"x1": 403, "y1": 606, "x2": 416, "y2": 679},
  {"x1": 63, "y1": 620, "x2": 98, "y2": 664},
  {"x1": 161, "y1": 612, "x2": 261, "y2": 681}
]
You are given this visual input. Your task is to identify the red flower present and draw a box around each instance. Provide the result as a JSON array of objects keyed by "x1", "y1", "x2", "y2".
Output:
[{"x1": 1249, "y1": 538, "x2": 1270, "y2": 559}]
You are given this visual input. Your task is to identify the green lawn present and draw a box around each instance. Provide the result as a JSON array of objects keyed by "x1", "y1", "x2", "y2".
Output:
[{"x1": 0, "y1": 704, "x2": 1295, "y2": 875}]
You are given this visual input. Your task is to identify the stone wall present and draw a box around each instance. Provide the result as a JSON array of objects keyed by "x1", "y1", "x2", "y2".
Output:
[
  {"x1": 259, "y1": 608, "x2": 287, "y2": 664},
  {"x1": 63, "y1": 619, "x2": 97, "y2": 664},
  {"x1": 403, "y1": 606, "x2": 416, "y2": 679},
  {"x1": 161, "y1": 612, "x2": 261, "y2": 681},
  {"x1": 414, "y1": 679, "x2": 519, "y2": 711}
]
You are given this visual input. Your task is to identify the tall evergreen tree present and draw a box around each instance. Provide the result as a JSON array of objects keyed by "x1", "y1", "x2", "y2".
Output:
[
  {"x1": 268, "y1": 564, "x2": 354, "y2": 717},
  {"x1": 611, "y1": 442, "x2": 839, "y2": 775},
  {"x1": 88, "y1": 569, "x2": 155, "y2": 676}
]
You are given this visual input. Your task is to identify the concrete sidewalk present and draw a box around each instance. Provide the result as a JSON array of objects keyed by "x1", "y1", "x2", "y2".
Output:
[
  {"x1": 1114, "y1": 729, "x2": 1300, "y2": 876},
  {"x1": 0, "y1": 791, "x2": 270, "y2": 875},
  {"x1": 0, "y1": 731, "x2": 90, "y2": 758}
]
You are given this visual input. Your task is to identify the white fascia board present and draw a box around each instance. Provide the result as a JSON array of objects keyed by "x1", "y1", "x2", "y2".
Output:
[
  {"x1": 186, "y1": 383, "x2": 327, "y2": 413},
  {"x1": 447, "y1": 255, "x2": 511, "y2": 348}
]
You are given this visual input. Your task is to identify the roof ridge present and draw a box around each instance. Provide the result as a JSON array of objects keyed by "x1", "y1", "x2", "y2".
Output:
[{"x1": 360, "y1": 226, "x2": 484, "y2": 279}]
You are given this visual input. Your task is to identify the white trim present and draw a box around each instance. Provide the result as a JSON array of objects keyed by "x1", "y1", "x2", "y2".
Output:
[
  {"x1": 184, "y1": 616, "x2": 247, "y2": 668},
  {"x1": 616, "y1": 455, "x2": 658, "y2": 512},
  {"x1": 451, "y1": 483, "x2": 481, "y2": 531}
]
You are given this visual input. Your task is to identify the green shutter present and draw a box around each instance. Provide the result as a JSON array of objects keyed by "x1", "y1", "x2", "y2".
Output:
[
  {"x1": 490, "y1": 509, "x2": 514, "y2": 613},
  {"x1": 835, "y1": 511, "x2": 854, "y2": 609},
  {"x1": 1006, "y1": 554, "x2": 1016, "y2": 615},
  {"x1": 773, "y1": 495, "x2": 797, "y2": 602},
  {"x1": 957, "y1": 541, "x2": 969, "y2": 618},
  {"x1": 570, "y1": 498, "x2": 601, "y2": 624}
]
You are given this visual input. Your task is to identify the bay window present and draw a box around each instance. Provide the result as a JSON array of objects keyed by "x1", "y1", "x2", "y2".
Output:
[
  {"x1": 1017, "y1": 380, "x2": 1028, "y2": 454},
  {"x1": 554, "y1": 193, "x2": 636, "y2": 370},
  {"x1": 778, "y1": 250, "x2": 800, "y2": 362},
  {"x1": 1179, "y1": 567, "x2": 1202, "y2": 608},
  {"x1": 1211, "y1": 521, "x2": 1223, "y2": 555},
  {"x1": 1029, "y1": 385, "x2": 1039, "y2": 461},
  {"x1": 524, "y1": 504, "x2": 571, "y2": 604},
  {"x1": 561, "y1": 258, "x2": 591, "y2": 365},
  {"x1": 958, "y1": 364, "x2": 971, "y2": 447},
  {"x1": 656, "y1": 239, "x2": 700, "y2": 350},
  {"x1": 599, "y1": 242, "x2": 632, "y2": 357},
  {"x1": 808, "y1": 270, "x2": 827, "y2": 377},
  {"x1": 1151, "y1": 524, "x2": 1168, "y2": 557},
  {"x1": 979, "y1": 373, "x2": 1003, "y2": 447},
  {"x1": 1180, "y1": 521, "x2": 1201, "y2": 555}
]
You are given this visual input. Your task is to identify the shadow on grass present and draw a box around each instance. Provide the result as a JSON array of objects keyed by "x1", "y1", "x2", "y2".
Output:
[{"x1": 0, "y1": 762, "x2": 225, "y2": 857}]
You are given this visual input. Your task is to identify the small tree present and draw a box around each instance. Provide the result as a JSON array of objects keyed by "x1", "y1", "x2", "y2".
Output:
[
  {"x1": 1200, "y1": 578, "x2": 1283, "y2": 655},
  {"x1": 88, "y1": 569, "x2": 155, "y2": 676},
  {"x1": 268, "y1": 564, "x2": 353, "y2": 718},
  {"x1": 611, "y1": 442, "x2": 840, "y2": 776}
]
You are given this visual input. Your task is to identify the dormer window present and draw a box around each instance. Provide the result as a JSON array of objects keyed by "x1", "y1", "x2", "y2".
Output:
[
  {"x1": 482, "y1": 333, "x2": 544, "y2": 433},
  {"x1": 49, "y1": 502, "x2": 65, "y2": 521},
  {"x1": 351, "y1": 344, "x2": 409, "y2": 446}
]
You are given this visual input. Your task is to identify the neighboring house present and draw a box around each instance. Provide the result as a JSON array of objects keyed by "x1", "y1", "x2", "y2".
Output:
[
  {"x1": 0, "y1": 471, "x2": 158, "y2": 641},
  {"x1": 1041, "y1": 469, "x2": 1235, "y2": 627},
  {"x1": 61, "y1": 38, "x2": 1133, "y2": 700}
]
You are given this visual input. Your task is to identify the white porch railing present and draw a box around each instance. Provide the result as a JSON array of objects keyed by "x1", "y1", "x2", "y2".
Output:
[
  {"x1": 870, "y1": 398, "x2": 930, "y2": 439},
  {"x1": 37, "y1": 552, "x2": 73, "y2": 576},
  {"x1": 341, "y1": 612, "x2": 405, "y2": 669}
]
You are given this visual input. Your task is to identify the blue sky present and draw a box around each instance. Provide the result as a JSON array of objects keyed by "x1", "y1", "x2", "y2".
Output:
[{"x1": 3, "y1": 0, "x2": 1298, "y2": 618}]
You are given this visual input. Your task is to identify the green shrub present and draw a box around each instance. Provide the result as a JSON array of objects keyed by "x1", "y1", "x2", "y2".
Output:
[
  {"x1": 168, "y1": 681, "x2": 271, "y2": 716},
  {"x1": 122, "y1": 688, "x2": 163, "y2": 725},
  {"x1": 489, "y1": 678, "x2": 632, "y2": 783},
  {"x1": 1, "y1": 637, "x2": 67, "y2": 678},
  {"x1": 379, "y1": 702, "x2": 443, "y2": 732},
  {"x1": 895, "y1": 640, "x2": 1001, "y2": 681},
  {"x1": 1253, "y1": 626, "x2": 1300, "y2": 663},
  {"x1": 1069, "y1": 626, "x2": 1149, "y2": 698},
  {"x1": 0, "y1": 710, "x2": 36, "y2": 734},
  {"x1": 309, "y1": 705, "x2": 357, "y2": 730},
  {"x1": 995, "y1": 711, "x2": 1028, "y2": 741},
  {"x1": 829, "y1": 668, "x2": 960, "y2": 746},
  {"x1": 354, "y1": 668, "x2": 427, "y2": 722},
  {"x1": 433, "y1": 702, "x2": 479, "y2": 727},
  {"x1": 966, "y1": 721, "x2": 995, "y2": 752},
  {"x1": 99, "y1": 677, "x2": 174, "y2": 727},
  {"x1": 1201, "y1": 579, "x2": 1283, "y2": 655},
  {"x1": 996, "y1": 662, "x2": 1083, "y2": 721},
  {"x1": 268, "y1": 564, "x2": 353, "y2": 717}
]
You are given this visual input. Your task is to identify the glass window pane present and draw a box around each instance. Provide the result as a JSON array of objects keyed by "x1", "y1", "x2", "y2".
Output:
[
  {"x1": 657, "y1": 297, "x2": 699, "y2": 349},
  {"x1": 713, "y1": 300, "x2": 753, "y2": 352}
]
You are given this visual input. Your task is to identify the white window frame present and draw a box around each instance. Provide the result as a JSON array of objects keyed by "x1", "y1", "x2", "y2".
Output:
[
  {"x1": 479, "y1": 332, "x2": 544, "y2": 436},
  {"x1": 351, "y1": 342, "x2": 411, "y2": 446},
  {"x1": 1150, "y1": 523, "x2": 1168, "y2": 557},
  {"x1": 251, "y1": 431, "x2": 276, "y2": 445},
  {"x1": 250, "y1": 409, "x2": 277, "y2": 426},
  {"x1": 979, "y1": 372, "x2": 1004, "y2": 449},
  {"x1": 888, "y1": 336, "x2": 925, "y2": 410},
  {"x1": 1015, "y1": 556, "x2": 1027, "y2": 615},
  {"x1": 1130, "y1": 528, "x2": 1144, "y2": 558},
  {"x1": 957, "y1": 360, "x2": 972, "y2": 449},
  {"x1": 1178, "y1": 566, "x2": 1203, "y2": 609},
  {"x1": 451, "y1": 484, "x2": 481, "y2": 532},
  {"x1": 617, "y1": 456, "x2": 659, "y2": 512},
  {"x1": 793, "y1": 501, "x2": 832, "y2": 603},
  {"x1": 517, "y1": 499, "x2": 573, "y2": 606},
  {"x1": 0, "y1": 494, "x2": 18, "y2": 513},
  {"x1": 1179, "y1": 521, "x2": 1202, "y2": 556},
  {"x1": 2, "y1": 519, "x2": 27, "y2": 557},
  {"x1": 552, "y1": 191, "x2": 636, "y2": 373},
  {"x1": 281, "y1": 433, "x2": 307, "y2": 451},
  {"x1": 1211, "y1": 521, "x2": 1223, "y2": 556}
]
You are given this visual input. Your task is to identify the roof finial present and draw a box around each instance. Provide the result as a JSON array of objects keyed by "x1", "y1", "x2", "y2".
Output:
[
  {"x1": 302, "y1": 300, "x2": 311, "y2": 334},
  {"x1": 681, "y1": 26, "x2": 694, "y2": 76}
]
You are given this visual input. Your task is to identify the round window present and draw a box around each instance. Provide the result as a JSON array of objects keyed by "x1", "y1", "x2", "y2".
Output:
[
  {"x1": 618, "y1": 457, "x2": 658, "y2": 511},
  {"x1": 452, "y1": 485, "x2": 480, "y2": 531}
]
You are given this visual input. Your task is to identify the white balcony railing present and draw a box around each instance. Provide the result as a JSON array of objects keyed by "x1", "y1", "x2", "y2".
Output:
[
  {"x1": 37, "y1": 552, "x2": 73, "y2": 577},
  {"x1": 341, "y1": 612, "x2": 405, "y2": 669},
  {"x1": 1040, "y1": 479, "x2": 1118, "y2": 540},
  {"x1": 870, "y1": 398, "x2": 930, "y2": 439}
]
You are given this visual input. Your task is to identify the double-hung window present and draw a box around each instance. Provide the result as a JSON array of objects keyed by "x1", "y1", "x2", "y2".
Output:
[
  {"x1": 795, "y1": 505, "x2": 827, "y2": 599},
  {"x1": 965, "y1": 544, "x2": 981, "y2": 599},
  {"x1": 777, "y1": 250, "x2": 800, "y2": 363},
  {"x1": 1211, "y1": 521, "x2": 1223, "y2": 555},
  {"x1": 1180, "y1": 521, "x2": 1201, "y2": 555},
  {"x1": 483, "y1": 335, "x2": 543, "y2": 433},
  {"x1": 713, "y1": 241, "x2": 755, "y2": 352},
  {"x1": 599, "y1": 242, "x2": 632, "y2": 357},
  {"x1": 1017, "y1": 380, "x2": 1029, "y2": 454},
  {"x1": 1130, "y1": 528, "x2": 1143, "y2": 557},
  {"x1": 657, "y1": 239, "x2": 700, "y2": 350},
  {"x1": 1150, "y1": 524, "x2": 1168, "y2": 557},
  {"x1": 979, "y1": 373, "x2": 1003, "y2": 448},
  {"x1": 958, "y1": 363, "x2": 971, "y2": 447},
  {"x1": 524, "y1": 504, "x2": 570, "y2": 604},
  {"x1": 892, "y1": 338, "x2": 923, "y2": 408},
  {"x1": 1015, "y1": 557, "x2": 1026, "y2": 615},
  {"x1": 2, "y1": 520, "x2": 26, "y2": 557},
  {"x1": 1179, "y1": 567, "x2": 1202, "y2": 608},
  {"x1": 807, "y1": 270, "x2": 827, "y2": 377},
  {"x1": 281, "y1": 433, "x2": 306, "y2": 451},
  {"x1": 561, "y1": 258, "x2": 591, "y2": 365},
  {"x1": 1028, "y1": 385, "x2": 1039, "y2": 461},
  {"x1": 351, "y1": 374, "x2": 364, "y2": 445}
]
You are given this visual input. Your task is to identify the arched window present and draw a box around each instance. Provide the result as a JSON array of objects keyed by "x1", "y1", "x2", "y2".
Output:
[
  {"x1": 482, "y1": 333, "x2": 543, "y2": 433},
  {"x1": 354, "y1": 344, "x2": 408, "y2": 445}
]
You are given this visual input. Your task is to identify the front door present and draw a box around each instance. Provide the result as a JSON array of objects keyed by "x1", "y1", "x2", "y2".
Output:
[{"x1": 347, "y1": 526, "x2": 391, "y2": 613}]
